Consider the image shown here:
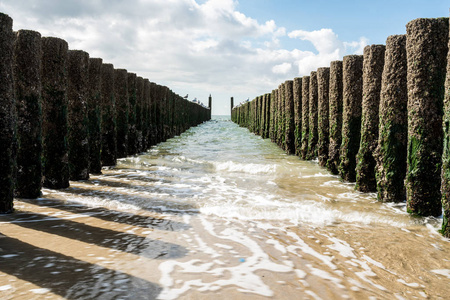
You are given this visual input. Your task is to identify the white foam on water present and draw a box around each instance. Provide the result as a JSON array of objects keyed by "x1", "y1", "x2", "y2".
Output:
[
  {"x1": 214, "y1": 161, "x2": 277, "y2": 175},
  {"x1": 157, "y1": 215, "x2": 293, "y2": 299}
]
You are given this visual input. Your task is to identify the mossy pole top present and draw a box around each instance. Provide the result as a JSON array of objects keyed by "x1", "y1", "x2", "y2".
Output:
[{"x1": 0, "y1": 12, "x2": 16, "y2": 213}]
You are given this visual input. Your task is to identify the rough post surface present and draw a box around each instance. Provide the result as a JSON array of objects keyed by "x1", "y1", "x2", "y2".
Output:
[
  {"x1": 13, "y1": 30, "x2": 42, "y2": 198},
  {"x1": 442, "y1": 19, "x2": 450, "y2": 237},
  {"x1": 317, "y1": 67, "x2": 330, "y2": 167},
  {"x1": 339, "y1": 55, "x2": 363, "y2": 182},
  {"x1": 127, "y1": 72, "x2": 137, "y2": 155},
  {"x1": 293, "y1": 77, "x2": 302, "y2": 157},
  {"x1": 356, "y1": 45, "x2": 386, "y2": 192},
  {"x1": 143, "y1": 79, "x2": 151, "y2": 148},
  {"x1": 136, "y1": 76, "x2": 144, "y2": 152},
  {"x1": 285, "y1": 80, "x2": 295, "y2": 154},
  {"x1": 376, "y1": 36, "x2": 408, "y2": 202},
  {"x1": 278, "y1": 84, "x2": 285, "y2": 148},
  {"x1": 100, "y1": 63, "x2": 117, "y2": 166},
  {"x1": 270, "y1": 90, "x2": 276, "y2": 141},
  {"x1": 114, "y1": 69, "x2": 129, "y2": 159},
  {"x1": 265, "y1": 93, "x2": 271, "y2": 138},
  {"x1": 406, "y1": 18, "x2": 449, "y2": 216},
  {"x1": 41, "y1": 37, "x2": 70, "y2": 189},
  {"x1": 327, "y1": 61, "x2": 343, "y2": 174},
  {"x1": 301, "y1": 76, "x2": 310, "y2": 159},
  {"x1": 0, "y1": 13, "x2": 16, "y2": 212},
  {"x1": 67, "y1": 50, "x2": 90, "y2": 181},
  {"x1": 307, "y1": 71, "x2": 318, "y2": 160},
  {"x1": 87, "y1": 58, "x2": 102, "y2": 175}
]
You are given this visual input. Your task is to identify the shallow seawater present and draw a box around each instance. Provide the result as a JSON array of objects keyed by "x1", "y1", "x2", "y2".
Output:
[{"x1": 1, "y1": 116, "x2": 450, "y2": 299}]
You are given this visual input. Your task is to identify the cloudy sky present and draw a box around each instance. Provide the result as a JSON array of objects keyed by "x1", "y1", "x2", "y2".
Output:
[{"x1": 1, "y1": 0, "x2": 447, "y2": 115}]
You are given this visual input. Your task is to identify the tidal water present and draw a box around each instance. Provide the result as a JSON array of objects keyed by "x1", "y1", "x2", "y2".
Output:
[{"x1": 1, "y1": 116, "x2": 450, "y2": 299}]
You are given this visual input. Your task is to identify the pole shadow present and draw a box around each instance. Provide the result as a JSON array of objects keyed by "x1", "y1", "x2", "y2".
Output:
[
  {"x1": 0, "y1": 234, "x2": 162, "y2": 299},
  {"x1": 3, "y1": 210, "x2": 189, "y2": 260}
]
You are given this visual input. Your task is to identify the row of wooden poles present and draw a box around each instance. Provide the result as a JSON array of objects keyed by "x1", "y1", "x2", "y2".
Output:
[
  {"x1": 0, "y1": 13, "x2": 211, "y2": 213},
  {"x1": 231, "y1": 17, "x2": 450, "y2": 238}
]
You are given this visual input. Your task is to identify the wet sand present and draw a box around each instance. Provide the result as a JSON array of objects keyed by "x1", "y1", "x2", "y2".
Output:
[{"x1": 1, "y1": 189, "x2": 450, "y2": 299}]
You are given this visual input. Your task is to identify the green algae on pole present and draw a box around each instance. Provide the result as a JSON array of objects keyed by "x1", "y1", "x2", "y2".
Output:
[
  {"x1": 0, "y1": 13, "x2": 16, "y2": 212},
  {"x1": 307, "y1": 71, "x2": 318, "y2": 160},
  {"x1": 442, "y1": 18, "x2": 450, "y2": 237},
  {"x1": 264, "y1": 93, "x2": 271, "y2": 139},
  {"x1": 317, "y1": 68, "x2": 330, "y2": 167},
  {"x1": 41, "y1": 37, "x2": 70, "y2": 189},
  {"x1": 127, "y1": 72, "x2": 137, "y2": 155},
  {"x1": 327, "y1": 61, "x2": 343, "y2": 174},
  {"x1": 284, "y1": 80, "x2": 295, "y2": 154},
  {"x1": 376, "y1": 35, "x2": 408, "y2": 202},
  {"x1": 270, "y1": 89, "x2": 276, "y2": 142},
  {"x1": 67, "y1": 50, "x2": 90, "y2": 181},
  {"x1": 406, "y1": 18, "x2": 449, "y2": 216},
  {"x1": 301, "y1": 76, "x2": 310, "y2": 160},
  {"x1": 13, "y1": 30, "x2": 42, "y2": 198},
  {"x1": 87, "y1": 58, "x2": 103, "y2": 175},
  {"x1": 339, "y1": 55, "x2": 363, "y2": 182},
  {"x1": 114, "y1": 69, "x2": 129, "y2": 158},
  {"x1": 356, "y1": 45, "x2": 386, "y2": 192},
  {"x1": 293, "y1": 78, "x2": 302, "y2": 157},
  {"x1": 100, "y1": 63, "x2": 117, "y2": 166}
]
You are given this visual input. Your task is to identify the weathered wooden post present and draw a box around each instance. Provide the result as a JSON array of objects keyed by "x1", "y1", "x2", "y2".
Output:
[
  {"x1": 41, "y1": 37, "x2": 70, "y2": 189},
  {"x1": 376, "y1": 35, "x2": 408, "y2": 202},
  {"x1": 301, "y1": 76, "x2": 310, "y2": 159},
  {"x1": 356, "y1": 45, "x2": 386, "y2": 192},
  {"x1": 127, "y1": 72, "x2": 137, "y2": 155},
  {"x1": 317, "y1": 67, "x2": 330, "y2": 167},
  {"x1": 293, "y1": 77, "x2": 302, "y2": 157},
  {"x1": 114, "y1": 69, "x2": 129, "y2": 158},
  {"x1": 209, "y1": 94, "x2": 212, "y2": 120},
  {"x1": 230, "y1": 97, "x2": 234, "y2": 118},
  {"x1": 143, "y1": 79, "x2": 151, "y2": 147},
  {"x1": 278, "y1": 85, "x2": 285, "y2": 148},
  {"x1": 87, "y1": 58, "x2": 102, "y2": 175},
  {"x1": 271, "y1": 89, "x2": 278, "y2": 143},
  {"x1": 442, "y1": 18, "x2": 450, "y2": 238},
  {"x1": 339, "y1": 55, "x2": 363, "y2": 182},
  {"x1": 0, "y1": 13, "x2": 17, "y2": 212},
  {"x1": 264, "y1": 93, "x2": 271, "y2": 138},
  {"x1": 307, "y1": 71, "x2": 318, "y2": 160},
  {"x1": 285, "y1": 80, "x2": 295, "y2": 154},
  {"x1": 67, "y1": 50, "x2": 90, "y2": 181},
  {"x1": 259, "y1": 95, "x2": 264, "y2": 136},
  {"x1": 13, "y1": 30, "x2": 42, "y2": 198},
  {"x1": 406, "y1": 18, "x2": 448, "y2": 216},
  {"x1": 327, "y1": 61, "x2": 343, "y2": 174},
  {"x1": 135, "y1": 76, "x2": 144, "y2": 152},
  {"x1": 100, "y1": 63, "x2": 117, "y2": 166}
]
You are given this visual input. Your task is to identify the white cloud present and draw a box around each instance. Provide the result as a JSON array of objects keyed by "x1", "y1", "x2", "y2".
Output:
[
  {"x1": 0, "y1": 0, "x2": 369, "y2": 114},
  {"x1": 272, "y1": 62, "x2": 292, "y2": 74}
]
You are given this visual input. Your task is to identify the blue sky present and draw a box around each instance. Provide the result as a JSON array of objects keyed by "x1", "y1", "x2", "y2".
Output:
[{"x1": 1, "y1": 0, "x2": 447, "y2": 115}]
